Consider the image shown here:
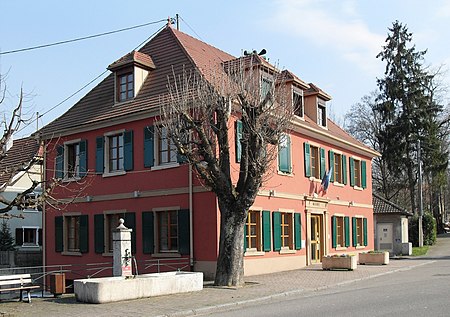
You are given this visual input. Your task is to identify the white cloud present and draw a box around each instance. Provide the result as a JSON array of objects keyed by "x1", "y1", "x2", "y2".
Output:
[{"x1": 268, "y1": 0, "x2": 385, "y2": 76}]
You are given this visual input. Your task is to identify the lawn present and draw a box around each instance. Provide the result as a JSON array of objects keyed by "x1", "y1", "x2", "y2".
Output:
[{"x1": 411, "y1": 246, "x2": 429, "y2": 256}]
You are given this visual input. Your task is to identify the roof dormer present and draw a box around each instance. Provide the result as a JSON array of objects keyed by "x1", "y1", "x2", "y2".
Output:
[
  {"x1": 304, "y1": 83, "x2": 331, "y2": 129},
  {"x1": 108, "y1": 50, "x2": 155, "y2": 103}
]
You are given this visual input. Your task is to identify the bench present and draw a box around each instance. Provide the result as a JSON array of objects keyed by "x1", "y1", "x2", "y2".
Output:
[{"x1": 0, "y1": 274, "x2": 40, "y2": 303}]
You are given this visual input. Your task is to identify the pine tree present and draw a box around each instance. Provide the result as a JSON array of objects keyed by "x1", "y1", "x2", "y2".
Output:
[{"x1": 0, "y1": 220, "x2": 15, "y2": 251}]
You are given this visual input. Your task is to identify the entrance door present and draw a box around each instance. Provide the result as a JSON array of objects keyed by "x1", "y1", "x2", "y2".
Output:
[
  {"x1": 377, "y1": 223, "x2": 394, "y2": 252},
  {"x1": 310, "y1": 215, "x2": 322, "y2": 263}
]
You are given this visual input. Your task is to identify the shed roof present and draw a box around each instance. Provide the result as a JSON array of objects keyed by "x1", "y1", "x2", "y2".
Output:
[{"x1": 373, "y1": 192, "x2": 413, "y2": 216}]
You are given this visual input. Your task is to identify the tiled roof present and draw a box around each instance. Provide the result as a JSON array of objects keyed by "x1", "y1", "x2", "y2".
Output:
[
  {"x1": 108, "y1": 51, "x2": 156, "y2": 70},
  {"x1": 0, "y1": 136, "x2": 41, "y2": 186},
  {"x1": 373, "y1": 192, "x2": 412, "y2": 216}
]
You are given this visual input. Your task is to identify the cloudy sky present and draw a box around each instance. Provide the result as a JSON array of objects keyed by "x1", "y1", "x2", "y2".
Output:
[{"x1": 1, "y1": 0, "x2": 449, "y2": 137}]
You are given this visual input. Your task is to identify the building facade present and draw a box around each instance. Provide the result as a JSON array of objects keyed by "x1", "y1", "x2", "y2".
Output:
[{"x1": 40, "y1": 25, "x2": 378, "y2": 281}]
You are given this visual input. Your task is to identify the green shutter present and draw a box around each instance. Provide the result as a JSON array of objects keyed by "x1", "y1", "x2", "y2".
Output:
[
  {"x1": 361, "y1": 160, "x2": 367, "y2": 189},
  {"x1": 304, "y1": 143, "x2": 311, "y2": 177},
  {"x1": 349, "y1": 157, "x2": 355, "y2": 187},
  {"x1": 294, "y1": 213, "x2": 302, "y2": 250},
  {"x1": 262, "y1": 210, "x2": 271, "y2": 251},
  {"x1": 55, "y1": 145, "x2": 64, "y2": 179},
  {"x1": 123, "y1": 130, "x2": 134, "y2": 171},
  {"x1": 142, "y1": 212, "x2": 154, "y2": 254},
  {"x1": 236, "y1": 120, "x2": 243, "y2": 163},
  {"x1": 342, "y1": 155, "x2": 348, "y2": 185},
  {"x1": 329, "y1": 150, "x2": 335, "y2": 182},
  {"x1": 55, "y1": 216, "x2": 63, "y2": 252},
  {"x1": 95, "y1": 137, "x2": 104, "y2": 174},
  {"x1": 287, "y1": 136, "x2": 292, "y2": 173},
  {"x1": 79, "y1": 215, "x2": 89, "y2": 253},
  {"x1": 273, "y1": 212, "x2": 281, "y2": 251},
  {"x1": 178, "y1": 209, "x2": 190, "y2": 255},
  {"x1": 344, "y1": 216, "x2": 350, "y2": 247},
  {"x1": 363, "y1": 218, "x2": 368, "y2": 246},
  {"x1": 278, "y1": 135, "x2": 290, "y2": 173},
  {"x1": 332, "y1": 216, "x2": 337, "y2": 248},
  {"x1": 144, "y1": 126, "x2": 155, "y2": 168},
  {"x1": 320, "y1": 147, "x2": 326, "y2": 178},
  {"x1": 79, "y1": 140, "x2": 88, "y2": 177},
  {"x1": 94, "y1": 214, "x2": 104, "y2": 254},
  {"x1": 124, "y1": 212, "x2": 136, "y2": 254},
  {"x1": 352, "y1": 217, "x2": 357, "y2": 247}
]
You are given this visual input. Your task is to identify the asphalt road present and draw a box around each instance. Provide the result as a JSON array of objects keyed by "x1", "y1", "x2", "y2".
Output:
[{"x1": 205, "y1": 257, "x2": 450, "y2": 316}]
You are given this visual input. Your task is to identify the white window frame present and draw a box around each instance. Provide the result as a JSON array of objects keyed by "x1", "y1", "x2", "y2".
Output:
[
  {"x1": 293, "y1": 89, "x2": 304, "y2": 118},
  {"x1": 317, "y1": 103, "x2": 327, "y2": 128},
  {"x1": 20, "y1": 226, "x2": 40, "y2": 247},
  {"x1": 63, "y1": 139, "x2": 82, "y2": 181},
  {"x1": 103, "y1": 129, "x2": 126, "y2": 177},
  {"x1": 151, "y1": 126, "x2": 180, "y2": 170}
]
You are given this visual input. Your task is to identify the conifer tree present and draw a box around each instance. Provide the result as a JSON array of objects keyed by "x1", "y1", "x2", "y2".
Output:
[{"x1": 0, "y1": 220, "x2": 15, "y2": 251}]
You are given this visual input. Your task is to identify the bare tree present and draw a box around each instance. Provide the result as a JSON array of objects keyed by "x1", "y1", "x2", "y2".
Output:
[{"x1": 159, "y1": 55, "x2": 293, "y2": 286}]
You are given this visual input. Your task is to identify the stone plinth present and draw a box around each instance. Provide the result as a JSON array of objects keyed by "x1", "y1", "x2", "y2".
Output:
[
  {"x1": 359, "y1": 252, "x2": 389, "y2": 265},
  {"x1": 322, "y1": 255, "x2": 357, "y2": 271}
]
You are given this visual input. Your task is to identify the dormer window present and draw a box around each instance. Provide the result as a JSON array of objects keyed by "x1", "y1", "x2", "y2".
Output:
[
  {"x1": 118, "y1": 72, "x2": 134, "y2": 102},
  {"x1": 318, "y1": 103, "x2": 327, "y2": 127},
  {"x1": 293, "y1": 90, "x2": 304, "y2": 117},
  {"x1": 261, "y1": 76, "x2": 273, "y2": 101}
]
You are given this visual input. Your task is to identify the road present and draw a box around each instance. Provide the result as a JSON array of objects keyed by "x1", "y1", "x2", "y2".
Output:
[{"x1": 205, "y1": 257, "x2": 450, "y2": 316}]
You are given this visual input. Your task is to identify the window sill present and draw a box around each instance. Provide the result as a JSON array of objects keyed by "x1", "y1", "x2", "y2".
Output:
[
  {"x1": 309, "y1": 177, "x2": 322, "y2": 183},
  {"x1": 353, "y1": 186, "x2": 363, "y2": 191},
  {"x1": 279, "y1": 248, "x2": 296, "y2": 255},
  {"x1": 23, "y1": 209, "x2": 39, "y2": 213},
  {"x1": 152, "y1": 252, "x2": 181, "y2": 258},
  {"x1": 102, "y1": 170, "x2": 126, "y2": 178},
  {"x1": 335, "y1": 246, "x2": 347, "y2": 251},
  {"x1": 62, "y1": 176, "x2": 81, "y2": 183},
  {"x1": 244, "y1": 250, "x2": 265, "y2": 257},
  {"x1": 333, "y1": 182, "x2": 345, "y2": 187},
  {"x1": 151, "y1": 163, "x2": 180, "y2": 171},
  {"x1": 62, "y1": 251, "x2": 82, "y2": 256},
  {"x1": 114, "y1": 99, "x2": 134, "y2": 106},
  {"x1": 277, "y1": 171, "x2": 293, "y2": 177},
  {"x1": 355, "y1": 245, "x2": 366, "y2": 250}
]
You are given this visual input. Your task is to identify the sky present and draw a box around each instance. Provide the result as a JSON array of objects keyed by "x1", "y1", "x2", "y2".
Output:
[{"x1": 1, "y1": 0, "x2": 450, "y2": 138}]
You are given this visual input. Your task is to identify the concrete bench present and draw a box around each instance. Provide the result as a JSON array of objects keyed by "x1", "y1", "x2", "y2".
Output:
[{"x1": 0, "y1": 274, "x2": 40, "y2": 303}]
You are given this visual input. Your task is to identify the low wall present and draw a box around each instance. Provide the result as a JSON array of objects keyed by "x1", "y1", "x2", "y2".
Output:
[{"x1": 74, "y1": 271, "x2": 203, "y2": 304}]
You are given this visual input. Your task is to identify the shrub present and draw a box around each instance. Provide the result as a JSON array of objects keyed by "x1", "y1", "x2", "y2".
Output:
[{"x1": 409, "y1": 212, "x2": 437, "y2": 247}]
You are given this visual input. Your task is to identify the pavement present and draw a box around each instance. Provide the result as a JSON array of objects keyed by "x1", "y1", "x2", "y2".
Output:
[{"x1": 1, "y1": 234, "x2": 449, "y2": 317}]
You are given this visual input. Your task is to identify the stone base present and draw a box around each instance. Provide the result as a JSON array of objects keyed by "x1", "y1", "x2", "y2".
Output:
[
  {"x1": 359, "y1": 252, "x2": 389, "y2": 265},
  {"x1": 322, "y1": 256, "x2": 357, "y2": 271},
  {"x1": 74, "y1": 271, "x2": 203, "y2": 304}
]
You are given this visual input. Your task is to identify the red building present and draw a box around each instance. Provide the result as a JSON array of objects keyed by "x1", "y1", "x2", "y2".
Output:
[{"x1": 40, "y1": 25, "x2": 378, "y2": 281}]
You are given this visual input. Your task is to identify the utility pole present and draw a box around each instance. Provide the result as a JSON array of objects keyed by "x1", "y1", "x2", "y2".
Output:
[
  {"x1": 418, "y1": 139, "x2": 424, "y2": 247},
  {"x1": 176, "y1": 14, "x2": 179, "y2": 31}
]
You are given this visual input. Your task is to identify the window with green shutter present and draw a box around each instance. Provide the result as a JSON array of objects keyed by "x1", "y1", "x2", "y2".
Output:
[
  {"x1": 278, "y1": 134, "x2": 291, "y2": 173},
  {"x1": 352, "y1": 217, "x2": 364, "y2": 247},
  {"x1": 320, "y1": 148, "x2": 326, "y2": 178},
  {"x1": 329, "y1": 150, "x2": 335, "y2": 183},
  {"x1": 304, "y1": 143, "x2": 311, "y2": 177},
  {"x1": 349, "y1": 157, "x2": 366, "y2": 189}
]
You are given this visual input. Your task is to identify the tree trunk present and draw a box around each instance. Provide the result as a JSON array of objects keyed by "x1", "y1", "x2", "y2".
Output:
[{"x1": 214, "y1": 201, "x2": 246, "y2": 287}]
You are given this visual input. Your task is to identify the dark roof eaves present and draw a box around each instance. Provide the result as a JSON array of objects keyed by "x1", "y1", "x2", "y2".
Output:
[{"x1": 373, "y1": 192, "x2": 413, "y2": 216}]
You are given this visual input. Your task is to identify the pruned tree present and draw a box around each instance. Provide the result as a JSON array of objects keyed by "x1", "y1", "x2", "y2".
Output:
[{"x1": 159, "y1": 55, "x2": 293, "y2": 286}]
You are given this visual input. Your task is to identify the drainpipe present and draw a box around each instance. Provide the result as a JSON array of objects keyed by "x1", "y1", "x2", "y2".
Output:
[{"x1": 189, "y1": 164, "x2": 194, "y2": 270}]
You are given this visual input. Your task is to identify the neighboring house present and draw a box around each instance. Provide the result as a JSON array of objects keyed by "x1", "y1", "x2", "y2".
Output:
[
  {"x1": 0, "y1": 136, "x2": 43, "y2": 266},
  {"x1": 373, "y1": 192, "x2": 412, "y2": 255},
  {"x1": 39, "y1": 24, "x2": 379, "y2": 282}
]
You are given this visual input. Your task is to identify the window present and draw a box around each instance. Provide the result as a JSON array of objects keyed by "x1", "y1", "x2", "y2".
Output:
[
  {"x1": 304, "y1": 143, "x2": 325, "y2": 179},
  {"x1": 108, "y1": 134, "x2": 124, "y2": 172},
  {"x1": 293, "y1": 90, "x2": 304, "y2": 117},
  {"x1": 261, "y1": 76, "x2": 273, "y2": 101},
  {"x1": 54, "y1": 215, "x2": 88, "y2": 254},
  {"x1": 106, "y1": 213, "x2": 125, "y2": 253},
  {"x1": 329, "y1": 151, "x2": 347, "y2": 184},
  {"x1": 94, "y1": 212, "x2": 136, "y2": 255},
  {"x1": 96, "y1": 130, "x2": 133, "y2": 175},
  {"x1": 245, "y1": 211, "x2": 261, "y2": 251},
  {"x1": 15, "y1": 227, "x2": 41, "y2": 247},
  {"x1": 278, "y1": 134, "x2": 291, "y2": 173},
  {"x1": 55, "y1": 140, "x2": 87, "y2": 179},
  {"x1": 352, "y1": 217, "x2": 368, "y2": 247},
  {"x1": 318, "y1": 104, "x2": 327, "y2": 127},
  {"x1": 273, "y1": 211, "x2": 301, "y2": 252},
  {"x1": 310, "y1": 145, "x2": 320, "y2": 179},
  {"x1": 158, "y1": 127, "x2": 177, "y2": 165},
  {"x1": 332, "y1": 216, "x2": 350, "y2": 248},
  {"x1": 118, "y1": 73, "x2": 134, "y2": 102},
  {"x1": 157, "y1": 210, "x2": 178, "y2": 252},
  {"x1": 18, "y1": 192, "x2": 40, "y2": 212},
  {"x1": 349, "y1": 157, "x2": 367, "y2": 189}
]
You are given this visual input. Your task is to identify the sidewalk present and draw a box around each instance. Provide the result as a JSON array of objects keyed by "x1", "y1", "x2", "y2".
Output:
[{"x1": 2, "y1": 236, "x2": 448, "y2": 317}]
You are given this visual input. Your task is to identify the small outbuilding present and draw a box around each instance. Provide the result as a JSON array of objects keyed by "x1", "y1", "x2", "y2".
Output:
[{"x1": 373, "y1": 193, "x2": 413, "y2": 256}]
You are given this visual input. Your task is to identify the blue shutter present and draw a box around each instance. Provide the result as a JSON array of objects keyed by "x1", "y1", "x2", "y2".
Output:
[
  {"x1": 79, "y1": 140, "x2": 87, "y2": 177},
  {"x1": 144, "y1": 126, "x2": 155, "y2": 168},
  {"x1": 262, "y1": 210, "x2": 271, "y2": 251},
  {"x1": 329, "y1": 150, "x2": 335, "y2": 182},
  {"x1": 320, "y1": 147, "x2": 326, "y2": 178},
  {"x1": 95, "y1": 137, "x2": 104, "y2": 174},
  {"x1": 142, "y1": 212, "x2": 154, "y2": 254},
  {"x1": 178, "y1": 209, "x2": 190, "y2": 255},
  {"x1": 304, "y1": 143, "x2": 311, "y2": 177},
  {"x1": 342, "y1": 155, "x2": 348, "y2": 185},
  {"x1": 55, "y1": 145, "x2": 64, "y2": 179},
  {"x1": 295, "y1": 213, "x2": 302, "y2": 250},
  {"x1": 94, "y1": 214, "x2": 104, "y2": 254},
  {"x1": 236, "y1": 120, "x2": 242, "y2": 163},
  {"x1": 361, "y1": 160, "x2": 367, "y2": 189},
  {"x1": 273, "y1": 212, "x2": 281, "y2": 251},
  {"x1": 55, "y1": 216, "x2": 63, "y2": 252},
  {"x1": 123, "y1": 130, "x2": 134, "y2": 171},
  {"x1": 349, "y1": 157, "x2": 355, "y2": 187}
]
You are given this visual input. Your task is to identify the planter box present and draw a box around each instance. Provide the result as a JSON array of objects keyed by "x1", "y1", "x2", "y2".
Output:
[
  {"x1": 359, "y1": 252, "x2": 389, "y2": 265},
  {"x1": 322, "y1": 256, "x2": 357, "y2": 271},
  {"x1": 74, "y1": 271, "x2": 203, "y2": 304}
]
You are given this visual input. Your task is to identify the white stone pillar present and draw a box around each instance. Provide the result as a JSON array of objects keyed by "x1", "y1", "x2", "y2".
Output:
[{"x1": 113, "y1": 218, "x2": 133, "y2": 277}]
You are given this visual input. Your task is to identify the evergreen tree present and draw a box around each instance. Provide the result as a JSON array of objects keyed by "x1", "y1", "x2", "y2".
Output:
[{"x1": 0, "y1": 220, "x2": 15, "y2": 251}]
